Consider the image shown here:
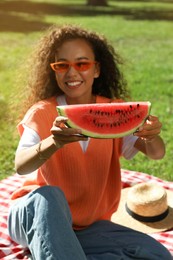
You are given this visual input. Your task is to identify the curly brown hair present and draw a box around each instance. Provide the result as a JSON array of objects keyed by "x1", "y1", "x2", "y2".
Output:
[{"x1": 21, "y1": 24, "x2": 129, "y2": 115}]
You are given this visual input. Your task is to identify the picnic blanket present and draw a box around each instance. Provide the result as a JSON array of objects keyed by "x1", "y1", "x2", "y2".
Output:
[{"x1": 0, "y1": 169, "x2": 173, "y2": 259}]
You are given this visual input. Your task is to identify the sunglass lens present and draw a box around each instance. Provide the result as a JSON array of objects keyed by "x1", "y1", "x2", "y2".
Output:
[
  {"x1": 75, "y1": 62, "x2": 92, "y2": 71},
  {"x1": 54, "y1": 63, "x2": 69, "y2": 72}
]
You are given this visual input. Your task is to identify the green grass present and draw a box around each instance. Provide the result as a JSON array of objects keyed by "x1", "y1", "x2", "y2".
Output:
[{"x1": 0, "y1": 0, "x2": 173, "y2": 180}]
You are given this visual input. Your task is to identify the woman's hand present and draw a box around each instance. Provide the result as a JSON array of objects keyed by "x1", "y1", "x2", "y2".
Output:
[
  {"x1": 50, "y1": 116, "x2": 88, "y2": 148},
  {"x1": 134, "y1": 115, "x2": 165, "y2": 160},
  {"x1": 134, "y1": 115, "x2": 162, "y2": 142}
]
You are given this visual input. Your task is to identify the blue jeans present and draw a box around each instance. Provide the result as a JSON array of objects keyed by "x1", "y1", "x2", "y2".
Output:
[{"x1": 8, "y1": 186, "x2": 172, "y2": 260}]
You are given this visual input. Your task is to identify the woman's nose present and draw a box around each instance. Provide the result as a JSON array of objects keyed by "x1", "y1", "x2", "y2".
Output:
[{"x1": 66, "y1": 64, "x2": 79, "y2": 75}]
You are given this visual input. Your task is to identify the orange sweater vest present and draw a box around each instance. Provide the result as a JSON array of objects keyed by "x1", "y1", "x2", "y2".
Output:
[{"x1": 12, "y1": 96, "x2": 123, "y2": 229}]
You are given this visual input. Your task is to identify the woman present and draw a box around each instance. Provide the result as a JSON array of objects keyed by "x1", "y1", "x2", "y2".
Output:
[{"x1": 8, "y1": 24, "x2": 170, "y2": 260}]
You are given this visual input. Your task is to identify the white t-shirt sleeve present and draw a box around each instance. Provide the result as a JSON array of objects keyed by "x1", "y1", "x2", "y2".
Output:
[
  {"x1": 17, "y1": 125, "x2": 40, "y2": 151},
  {"x1": 122, "y1": 134, "x2": 139, "y2": 160}
]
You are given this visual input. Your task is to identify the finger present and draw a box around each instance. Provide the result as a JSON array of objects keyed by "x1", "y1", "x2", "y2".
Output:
[
  {"x1": 145, "y1": 121, "x2": 162, "y2": 131},
  {"x1": 51, "y1": 126, "x2": 82, "y2": 136},
  {"x1": 135, "y1": 116, "x2": 158, "y2": 131},
  {"x1": 142, "y1": 123, "x2": 162, "y2": 132},
  {"x1": 137, "y1": 118, "x2": 162, "y2": 132},
  {"x1": 134, "y1": 128, "x2": 161, "y2": 137},
  {"x1": 55, "y1": 116, "x2": 68, "y2": 122},
  {"x1": 54, "y1": 116, "x2": 68, "y2": 127},
  {"x1": 53, "y1": 133, "x2": 88, "y2": 143},
  {"x1": 145, "y1": 115, "x2": 162, "y2": 127},
  {"x1": 135, "y1": 124, "x2": 161, "y2": 133},
  {"x1": 147, "y1": 115, "x2": 158, "y2": 121}
]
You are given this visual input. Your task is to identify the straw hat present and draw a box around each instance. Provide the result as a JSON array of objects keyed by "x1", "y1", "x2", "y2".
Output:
[{"x1": 111, "y1": 182, "x2": 173, "y2": 233}]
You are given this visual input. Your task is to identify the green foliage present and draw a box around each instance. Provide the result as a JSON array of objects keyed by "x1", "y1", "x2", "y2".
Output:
[{"x1": 0, "y1": 0, "x2": 173, "y2": 180}]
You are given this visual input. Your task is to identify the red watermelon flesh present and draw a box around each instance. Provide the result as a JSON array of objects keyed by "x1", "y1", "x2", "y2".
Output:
[{"x1": 57, "y1": 101, "x2": 151, "y2": 138}]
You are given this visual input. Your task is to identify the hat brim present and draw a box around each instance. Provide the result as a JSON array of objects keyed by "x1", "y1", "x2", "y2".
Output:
[{"x1": 111, "y1": 186, "x2": 173, "y2": 234}]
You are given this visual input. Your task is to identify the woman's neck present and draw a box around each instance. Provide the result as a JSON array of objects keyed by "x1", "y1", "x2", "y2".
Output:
[{"x1": 65, "y1": 95, "x2": 96, "y2": 105}]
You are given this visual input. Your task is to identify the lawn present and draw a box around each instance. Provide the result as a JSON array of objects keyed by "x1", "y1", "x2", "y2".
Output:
[{"x1": 0, "y1": 0, "x2": 173, "y2": 180}]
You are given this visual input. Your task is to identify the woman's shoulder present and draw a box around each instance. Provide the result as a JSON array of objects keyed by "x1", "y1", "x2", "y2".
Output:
[
  {"x1": 31, "y1": 96, "x2": 58, "y2": 110},
  {"x1": 18, "y1": 96, "x2": 58, "y2": 134},
  {"x1": 22, "y1": 96, "x2": 58, "y2": 123}
]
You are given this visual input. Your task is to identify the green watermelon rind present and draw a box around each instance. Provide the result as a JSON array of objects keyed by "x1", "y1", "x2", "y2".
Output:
[{"x1": 57, "y1": 102, "x2": 151, "y2": 139}]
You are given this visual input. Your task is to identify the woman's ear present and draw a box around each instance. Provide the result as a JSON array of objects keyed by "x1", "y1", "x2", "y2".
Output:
[{"x1": 94, "y1": 62, "x2": 100, "y2": 78}]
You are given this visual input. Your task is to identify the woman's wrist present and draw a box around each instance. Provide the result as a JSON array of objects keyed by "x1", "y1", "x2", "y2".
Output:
[
  {"x1": 36, "y1": 136, "x2": 62, "y2": 161},
  {"x1": 36, "y1": 142, "x2": 49, "y2": 160},
  {"x1": 144, "y1": 135, "x2": 165, "y2": 159}
]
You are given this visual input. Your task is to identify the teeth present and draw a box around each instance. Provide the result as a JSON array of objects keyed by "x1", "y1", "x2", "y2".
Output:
[{"x1": 67, "y1": 81, "x2": 81, "y2": 86}]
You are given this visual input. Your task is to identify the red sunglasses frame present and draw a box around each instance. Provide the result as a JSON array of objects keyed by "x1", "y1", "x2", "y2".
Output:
[{"x1": 50, "y1": 60, "x2": 97, "y2": 73}]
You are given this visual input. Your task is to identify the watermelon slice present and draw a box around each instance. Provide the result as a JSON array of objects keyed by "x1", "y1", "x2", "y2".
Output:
[{"x1": 57, "y1": 101, "x2": 151, "y2": 138}]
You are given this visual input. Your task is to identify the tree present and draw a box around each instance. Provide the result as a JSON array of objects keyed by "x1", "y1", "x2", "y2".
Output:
[{"x1": 87, "y1": 0, "x2": 108, "y2": 6}]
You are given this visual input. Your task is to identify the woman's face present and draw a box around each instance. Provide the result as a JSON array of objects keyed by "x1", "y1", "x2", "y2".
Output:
[{"x1": 54, "y1": 38, "x2": 100, "y2": 104}]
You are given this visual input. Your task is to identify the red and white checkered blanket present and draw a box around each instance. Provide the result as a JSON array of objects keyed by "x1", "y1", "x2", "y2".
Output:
[{"x1": 0, "y1": 170, "x2": 173, "y2": 259}]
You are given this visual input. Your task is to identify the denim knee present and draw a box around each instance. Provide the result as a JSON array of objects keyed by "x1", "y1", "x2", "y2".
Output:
[{"x1": 30, "y1": 185, "x2": 72, "y2": 222}]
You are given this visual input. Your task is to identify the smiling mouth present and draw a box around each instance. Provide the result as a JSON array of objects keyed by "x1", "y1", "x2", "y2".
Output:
[{"x1": 66, "y1": 81, "x2": 83, "y2": 89}]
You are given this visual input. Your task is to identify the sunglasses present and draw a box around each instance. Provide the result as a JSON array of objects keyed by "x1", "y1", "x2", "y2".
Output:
[{"x1": 50, "y1": 60, "x2": 97, "y2": 73}]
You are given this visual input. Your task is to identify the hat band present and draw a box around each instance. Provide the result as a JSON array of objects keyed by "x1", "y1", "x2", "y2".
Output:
[{"x1": 125, "y1": 203, "x2": 169, "y2": 223}]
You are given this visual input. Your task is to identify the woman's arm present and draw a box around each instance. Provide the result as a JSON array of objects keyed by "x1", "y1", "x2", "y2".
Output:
[
  {"x1": 134, "y1": 115, "x2": 165, "y2": 160},
  {"x1": 15, "y1": 135, "x2": 58, "y2": 175},
  {"x1": 15, "y1": 116, "x2": 88, "y2": 175}
]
